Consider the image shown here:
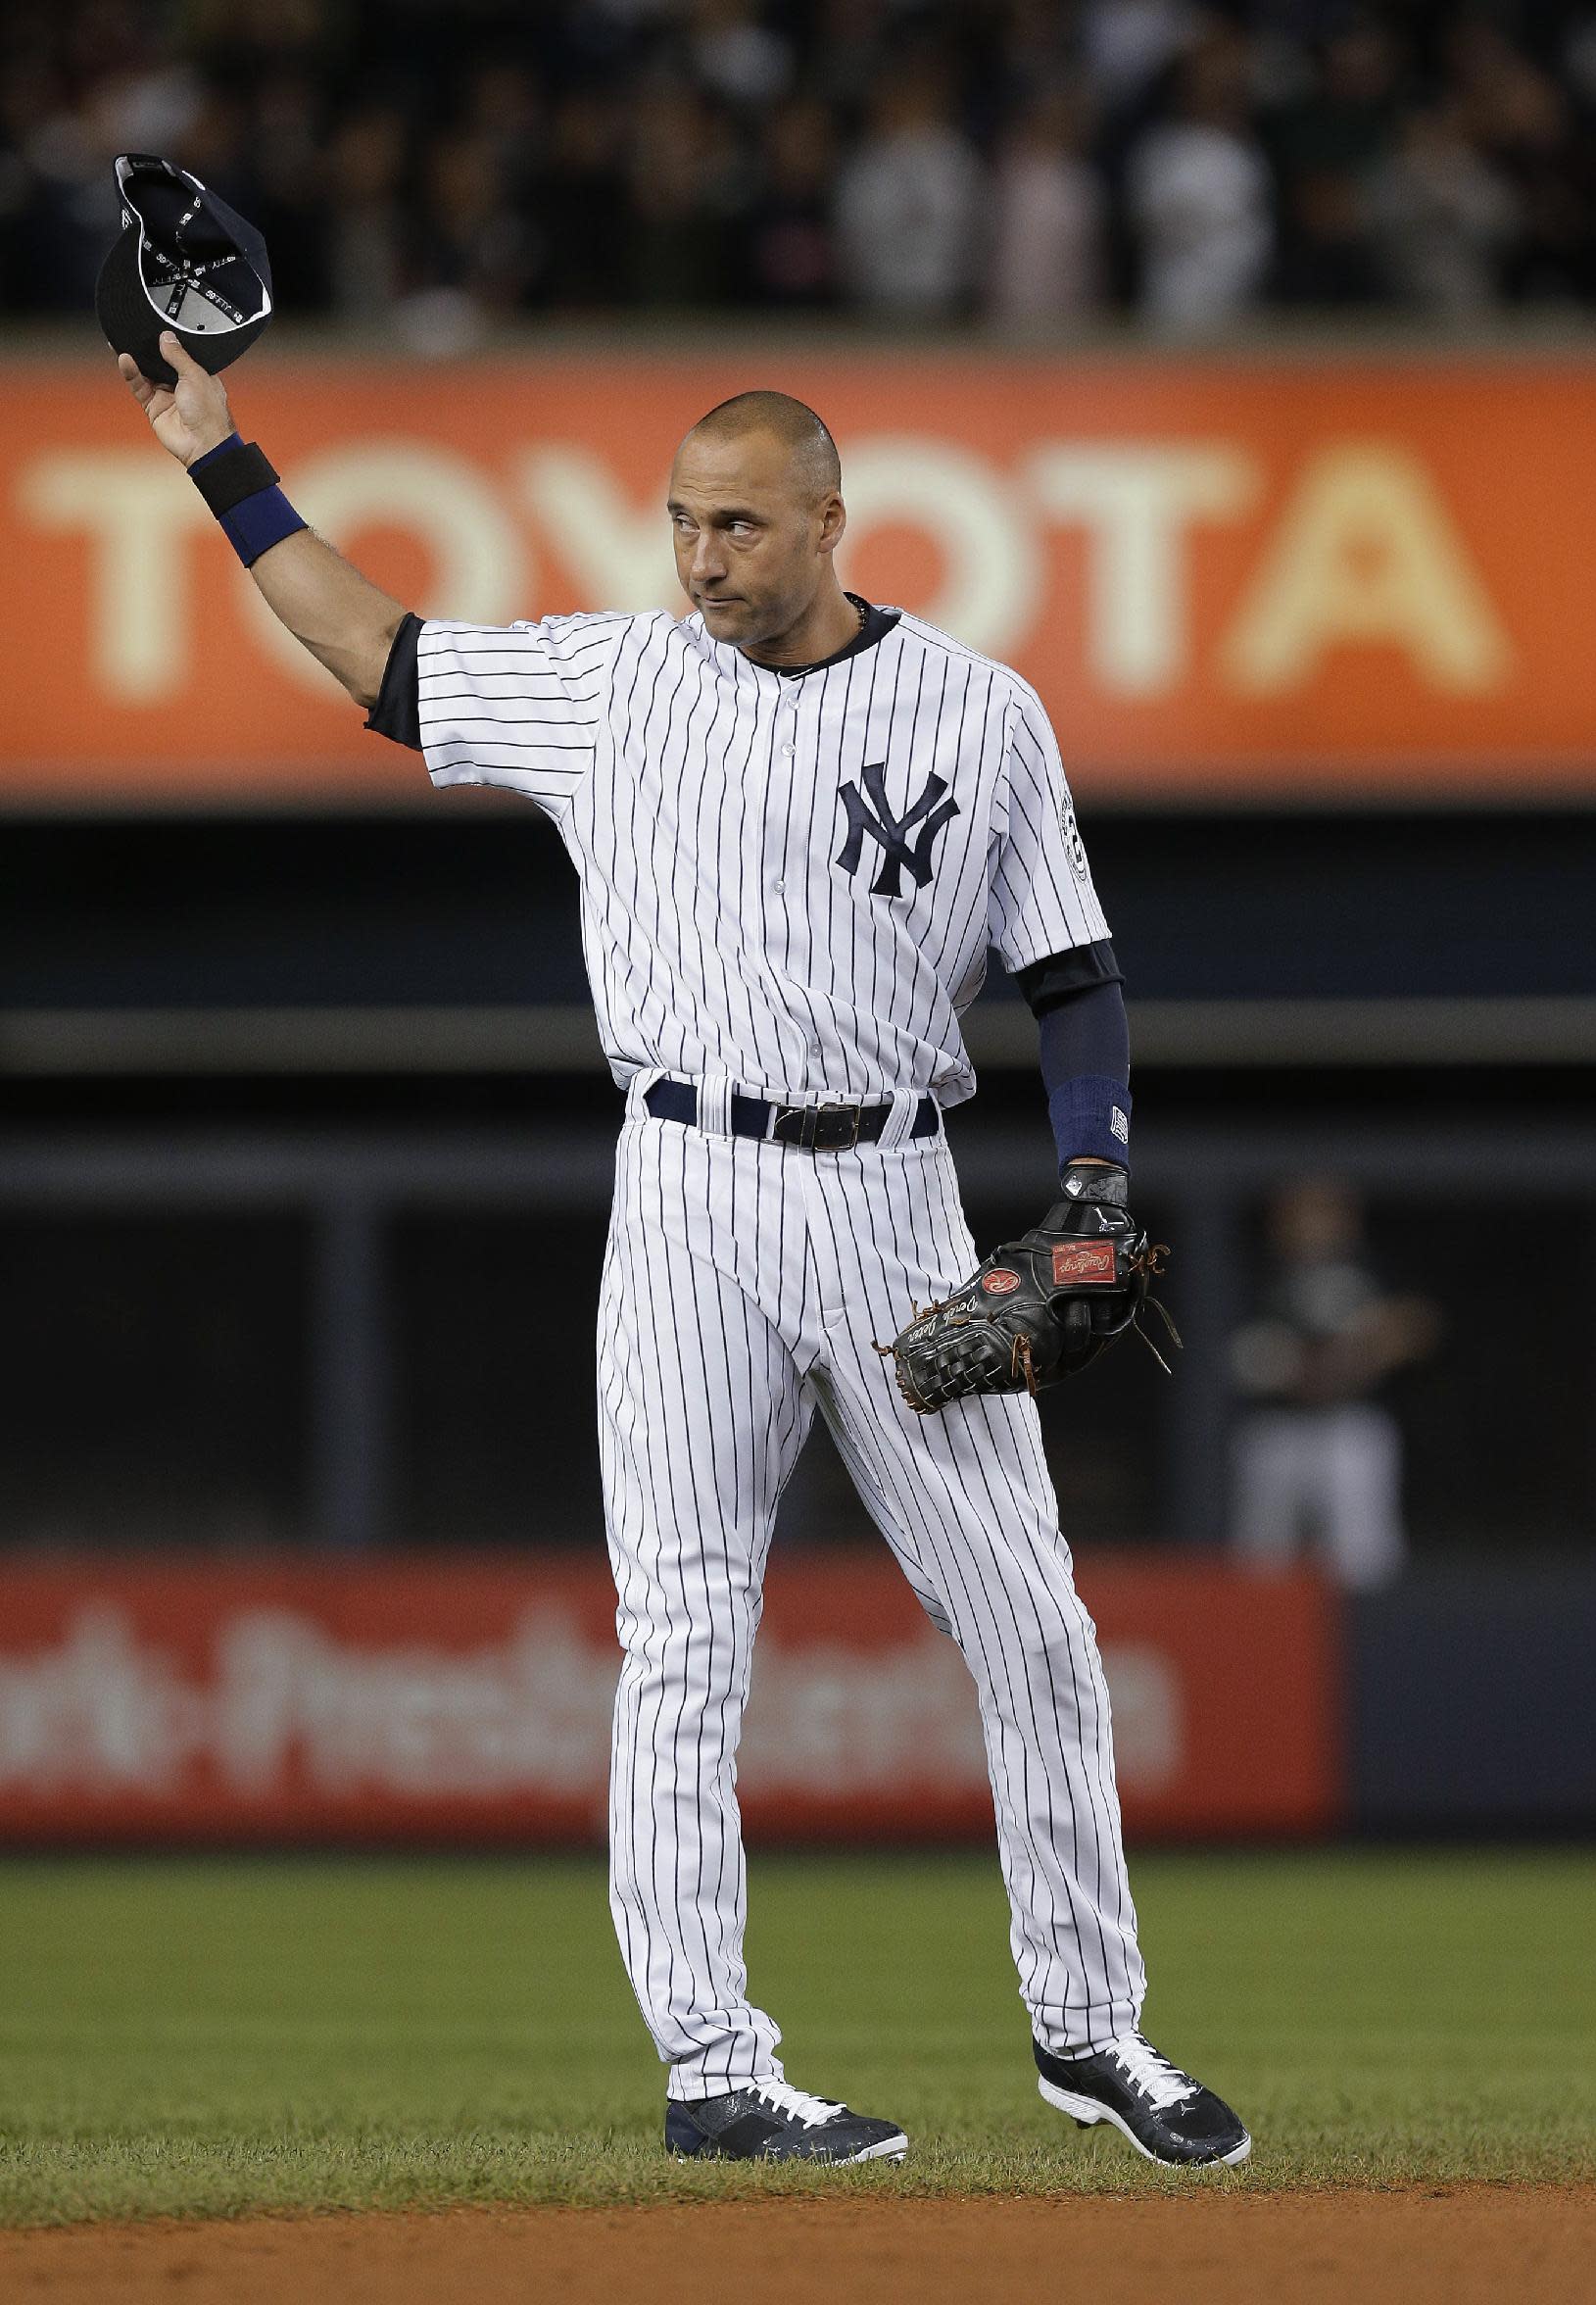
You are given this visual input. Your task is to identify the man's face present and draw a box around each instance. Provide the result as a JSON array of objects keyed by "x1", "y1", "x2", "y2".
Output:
[{"x1": 667, "y1": 426, "x2": 843, "y2": 649}]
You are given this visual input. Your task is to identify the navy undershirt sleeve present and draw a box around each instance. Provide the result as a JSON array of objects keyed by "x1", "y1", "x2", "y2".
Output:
[
  {"x1": 364, "y1": 611, "x2": 424, "y2": 751},
  {"x1": 1014, "y1": 938, "x2": 1122, "y2": 1009}
]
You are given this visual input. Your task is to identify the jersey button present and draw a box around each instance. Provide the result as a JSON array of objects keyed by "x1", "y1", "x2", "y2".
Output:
[{"x1": 781, "y1": 743, "x2": 796, "y2": 757}]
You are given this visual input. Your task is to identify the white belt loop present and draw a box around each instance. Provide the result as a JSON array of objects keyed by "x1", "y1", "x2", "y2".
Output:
[
  {"x1": 696, "y1": 1074, "x2": 736, "y2": 1138},
  {"x1": 625, "y1": 1065, "x2": 666, "y2": 1122},
  {"x1": 876, "y1": 1088, "x2": 920, "y2": 1151}
]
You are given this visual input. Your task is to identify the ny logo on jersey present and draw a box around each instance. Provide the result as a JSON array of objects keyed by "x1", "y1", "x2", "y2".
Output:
[{"x1": 835, "y1": 762, "x2": 961, "y2": 898}]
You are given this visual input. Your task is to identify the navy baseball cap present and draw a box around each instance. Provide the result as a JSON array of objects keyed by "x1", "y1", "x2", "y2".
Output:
[{"x1": 95, "y1": 153, "x2": 272, "y2": 388}]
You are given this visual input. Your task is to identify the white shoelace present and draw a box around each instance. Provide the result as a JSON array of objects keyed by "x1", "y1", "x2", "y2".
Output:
[
  {"x1": 1104, "y1": 2035, "x2": 1198, "y2": 2110},
  {"x1": 750, "y1": 2078, "x2": 844, "y2": 2130}
]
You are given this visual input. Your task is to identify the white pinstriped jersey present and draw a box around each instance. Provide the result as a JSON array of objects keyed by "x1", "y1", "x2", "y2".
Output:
[{"x1": 416, "y1": 606, "x2": 1108, "y2": 1107}]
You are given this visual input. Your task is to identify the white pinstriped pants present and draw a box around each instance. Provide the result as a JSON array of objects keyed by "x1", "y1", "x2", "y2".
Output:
[{"x1": 599, "y1": 1078, "x2": 1145, "y2": 2101}]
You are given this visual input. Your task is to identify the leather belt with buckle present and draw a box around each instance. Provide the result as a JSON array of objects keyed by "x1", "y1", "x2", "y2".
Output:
[{"x1": 645, "y1": 1077, "x2": 939, "y2": 1151}]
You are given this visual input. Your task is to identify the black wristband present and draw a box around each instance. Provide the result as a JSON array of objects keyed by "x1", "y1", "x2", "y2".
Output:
[
  {"x1": 188, "y1": 437, "x2": 280, "y2": 515},
  {"x1": 1060, "y1": 1159, "x2": 1129, "y2": 1206}
]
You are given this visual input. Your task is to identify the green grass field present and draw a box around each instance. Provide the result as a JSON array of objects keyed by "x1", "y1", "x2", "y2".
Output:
[{"x1": 1, "y1": 1850, "x2": 1592, "y2": 2227}]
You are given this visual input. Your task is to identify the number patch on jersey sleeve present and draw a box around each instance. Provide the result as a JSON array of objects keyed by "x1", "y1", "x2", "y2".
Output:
[
  {"x1": 1052, "y1": 1242, "x2": 1118, "y2": 1286},
  {"x1": 1060, "y1": 792, "x2": 1090, "y2": 882}
]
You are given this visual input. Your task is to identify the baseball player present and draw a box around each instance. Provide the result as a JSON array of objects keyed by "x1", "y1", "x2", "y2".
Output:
[{"x1": 120, "y1": 329, "x2": 1250, "y2": 2172}]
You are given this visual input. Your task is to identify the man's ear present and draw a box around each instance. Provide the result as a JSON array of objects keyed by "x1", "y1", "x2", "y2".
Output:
[{"x1": 817, "y1": 492, "x2": 846, "y2": 557}]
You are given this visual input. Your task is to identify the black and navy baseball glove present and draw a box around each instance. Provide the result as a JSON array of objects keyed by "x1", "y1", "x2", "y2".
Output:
[{"x1": 879, "y1": 1164, "x2": 1180, "y2": 1415}]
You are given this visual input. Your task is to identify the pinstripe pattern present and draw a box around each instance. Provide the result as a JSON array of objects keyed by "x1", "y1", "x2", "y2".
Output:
[
  {"x1": 416, "y1": 607, "x2": 1107, "y2": 1104},
  {"x1": 601, "y1": 1110, "x2": 1143, "y2": 2097},
  {"x1": 420, "y1": 599, "x2": 1139, "y2": 2097}
]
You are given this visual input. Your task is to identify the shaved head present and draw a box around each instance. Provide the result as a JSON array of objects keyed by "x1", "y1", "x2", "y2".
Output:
[
  {"x1": 666, "y1": 389, "x2": 856, "y2": 665},
  {"x1": 681, "y1": 390, "x2": 842, "y2": 504}
]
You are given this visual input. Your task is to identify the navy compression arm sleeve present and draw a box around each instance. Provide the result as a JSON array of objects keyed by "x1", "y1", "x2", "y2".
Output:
[
  {"x1": 1014, "y1": 941, "x2": 1132, "y2": 1171},
  {"x1": 1036, "y1": 978, "x2": 1132, "y2": 1167}
]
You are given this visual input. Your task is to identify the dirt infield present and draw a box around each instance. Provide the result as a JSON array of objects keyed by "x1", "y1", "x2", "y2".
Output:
[{"x1": 5, "y1": 2185, "x2": 1592, "y2": 2305}]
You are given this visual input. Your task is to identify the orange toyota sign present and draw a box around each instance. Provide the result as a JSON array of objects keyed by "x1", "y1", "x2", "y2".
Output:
[{"x1": 4, "y1": 353, "x2": 1592, "y2": 802}]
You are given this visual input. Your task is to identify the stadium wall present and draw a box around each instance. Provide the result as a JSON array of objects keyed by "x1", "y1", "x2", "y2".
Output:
[
  {"x1": 1, "y1": 1551, "x2": 1589, "y2": 1844},
  {"x1": 0, "y1": 1551, "x2": 1341, "y2": 1844}
]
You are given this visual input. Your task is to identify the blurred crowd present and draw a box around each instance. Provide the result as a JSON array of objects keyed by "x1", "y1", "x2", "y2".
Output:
[{"x1": 7, "y1": 0, "x2": 1596, "y2": 342}]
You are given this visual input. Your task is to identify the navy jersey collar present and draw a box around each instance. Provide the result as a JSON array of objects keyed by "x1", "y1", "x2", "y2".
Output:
[{"x1": 763, "y1": 595, "x2": 901, "y2": 678}]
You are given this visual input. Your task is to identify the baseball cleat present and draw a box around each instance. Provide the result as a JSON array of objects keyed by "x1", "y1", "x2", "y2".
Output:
[
  {"x1": 665, "y1": 2077, "x2": 909, "y2": 2164},
  {"x1": 1035, "y1": 2033, "x2": 1251, "y2": 2169}
]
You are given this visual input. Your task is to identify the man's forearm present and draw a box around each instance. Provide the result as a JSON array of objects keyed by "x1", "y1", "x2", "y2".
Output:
[
  {"x1": 247, "y1": 526, "x2": 408, "y2": 711},
  {"x1": 118, "y1": 329, "x2": 409, "y2": 713}
]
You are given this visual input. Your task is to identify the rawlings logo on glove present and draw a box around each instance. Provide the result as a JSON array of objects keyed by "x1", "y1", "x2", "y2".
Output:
[
  {"x1": 1051, "y1": 1241, "x2": 1118, "y2": 1285},
  {"x1": 877, "y1": 1165, "x2": 1181, "y2": 1416}
]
